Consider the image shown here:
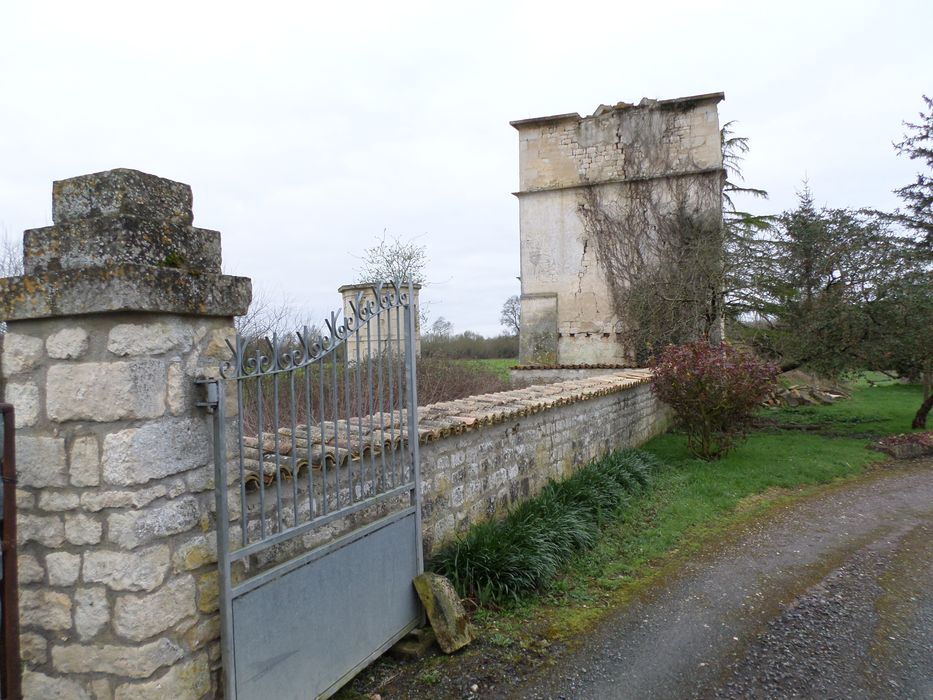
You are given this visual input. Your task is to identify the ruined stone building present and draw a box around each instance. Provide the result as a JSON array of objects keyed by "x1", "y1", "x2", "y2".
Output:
[{"x1": 512, "y1": 92, "x2": 725, "y2": 366}]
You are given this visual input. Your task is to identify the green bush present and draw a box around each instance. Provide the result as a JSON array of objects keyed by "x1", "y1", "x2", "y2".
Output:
[{"x1": 431, "y1": 450, "x2": 662, "y2": 606}]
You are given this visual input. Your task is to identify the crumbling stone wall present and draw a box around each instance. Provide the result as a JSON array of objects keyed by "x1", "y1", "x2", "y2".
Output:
[
  {"x1": 512, "y1": 93, "x2": 725, "y2": 365},
  {"x1": 0, "y1": 170, "x2": 250, "y2": 699}
]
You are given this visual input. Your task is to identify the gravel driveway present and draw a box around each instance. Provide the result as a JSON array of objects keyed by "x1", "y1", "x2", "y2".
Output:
[{"x1": 513, "y1": 460, "x2": 933, "y2": 700}]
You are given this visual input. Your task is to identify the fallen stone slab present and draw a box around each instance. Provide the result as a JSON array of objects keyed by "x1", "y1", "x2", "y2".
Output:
[{"x1": 413, "y1": 573, "x2": 474, "y2": 654}]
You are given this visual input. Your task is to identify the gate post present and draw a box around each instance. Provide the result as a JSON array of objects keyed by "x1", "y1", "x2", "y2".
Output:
[{"x1": 0, "y1": 170, "x2": 250, "y2": 699}]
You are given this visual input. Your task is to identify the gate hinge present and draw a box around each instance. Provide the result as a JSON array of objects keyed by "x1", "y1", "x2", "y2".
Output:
[{"x1": 195, "y1": 378, "x2": 220, "y2": 412}]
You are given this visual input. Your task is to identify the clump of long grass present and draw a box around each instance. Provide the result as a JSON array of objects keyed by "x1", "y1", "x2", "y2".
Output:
[{"x1": 431, "y1": 450, "x2": 663, "y2": 606}]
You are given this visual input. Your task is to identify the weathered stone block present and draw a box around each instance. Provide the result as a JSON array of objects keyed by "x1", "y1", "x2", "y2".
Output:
[
  {"x1": 0, "y1": 332, "x2": 43, "y2": 376},
  {"x1": 102, "y1": 417, "x2": 210, "y2": 486},
  {"x1": 70, "y1": 435, "x2": 101, "y2": 487},
  {"x1": 83, "y1": 545, "x2": 170, "y2": 591},
  {"x1": 47, "y1": 551, "x2": 82, "y2": 586},
  {"x1": 182, "y1": 616, "x2": 219, "y2": 652},
  {"x1": 51, "y1": 638, "x2": 184, "y2": 679},
  {"x1": 196, "y1": 570, "x2": 219, "y2": 613},
  {"x1": 113, "y1": 576, "x2": 196, "y2": 642},
  {"x1": 75, "y1": 587, "x2": 110, "y2": 640},
  {"x1": 172, "y1": 533, "x2": 217, "y2": 572},
  {"x1": 47, "y1": 360, "x2": 166, "y2": 422},
  {"x1": 107, "y1": 322, "x2": 193, "y2": 356},
  {"x1": 81, "y1": 484, "x2": 168, "y2": 512},
  {"x1": 113, "y1": 652, "x2": 210, "y2": 700},
  {"x1": 20, "y1": 631, "x2": 48, "y2": 664},
  {"x1": 0, "y1": 266, "x2": 252, "y2": 321},
  {"x1": 4, "y1": 381, "x2": 39, "y2": 427},
  {"x1": 18, "y1": 512, "x2": 65, "y2": 547},
  {"x1": 24, "y1": 219, "x2": 221, "y2": 275},
  {"x1": 46, "y1": 327, "x2": 90, "y2": 359},
  {"x1": 18, "y1": 553, "x2": 45, "y2": 584},
  {"x1": 107, "y1": 496, "x2": 201, "y2": 549},
  {"x1": 412, "y1": 572, "x2": 474, "y2": 654},
  {"x1": 20, "y1": 588, "x2": 73, "y2": 631},
  {"x1": 22, "y1": 670, "x2": 91, "y2": 700},
  {"x1": 66, "y1": 512, "x2": 104, "y2": 545},
  {"x1": 52, "y1": 169, "x2": 193, "y2": 226},
  {"x1": 16, "y1": 435, "x2": 68, "y2": 488},
  {"x1": 39, "y1": 490, "x2": 81, "y2": 511}
]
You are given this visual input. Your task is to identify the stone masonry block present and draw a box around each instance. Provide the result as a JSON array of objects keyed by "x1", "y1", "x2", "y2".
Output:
[
  {"x1": 46, "y1": 327, "x2": 90, "y2": 359},
  {"x1": 74, "y1": 587, "x2": 110, "y2": 640},
  {"x1": 83, "y1": 545, "x2": 170, "y2": 591},
  {"x1": 47, "y1": 360, "x2": 166, "y2": 422},
  {"x1": 113, "y1": 576, "x2": 196, "y2": 642},
  {"x1": 22, "y1": 671, "x2": 91, "y2": 700},
  {"x1": 24, "y1": 219, "x2": 221, "y2": 275},
  {"x1": 113, "y1": 652, "x2": 210, "y2": 700},
  {"x1": 47, "y1": 551, "x2": 82, "y2": 586},
  {"x1": 20, "y1": 589, "x2": 72, "y2": 631},
  {"x1": 0, "y1": 265, "x2": 252, "y2": 321},
  {"x1": 4, "y1": 381, "x2": 39, "y2": 427},
  {"x1": 51, "y1": 638, "x2": 184, "y2": 679},
  {"x1": 107, "y1": 496, "x2": 201, "y2": 550},
  {"x1": 18, "y1": 512, "x2": 65, "y2": 547},
  {"x1": 52, "y1": 169, "x2": 193, "y2": 226},
  {"x1": 102, "y1": 417, "x2": 210, "y2": 486},
  {"x1": 65, "y1": 513, "x2": 103, "y2": 545},
  {"x1": 107, "y1": 322, "x2": 193, "y2": 356},
  {"x1": 70, "y1": 435, "x2": 101, "y2": 487},
  {"x1": 1, "y1": 332, "x2": 44, "y2": 377}
]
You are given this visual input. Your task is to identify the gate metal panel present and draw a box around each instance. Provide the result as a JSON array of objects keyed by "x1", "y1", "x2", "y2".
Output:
[{"x1": 205, "y1": 280, "x2": 423, "y2": 700}]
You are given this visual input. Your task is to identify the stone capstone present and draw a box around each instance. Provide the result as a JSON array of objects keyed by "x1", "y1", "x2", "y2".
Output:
[
  {"x1": 83, "y1": 545, "x2": 170, "y2": 591},
  {"x1": 24, "y1": 218, "x2": 221, "y2": 275},
  {"x1": 51, "y1": 638, "x2": 184, "y2": 679},
  {"x1": 52, "y1": 169, "x2": 193, "y2": 226},
  {"x1": 412, "y1": 572, "x2": 475, "y2": 654},
  {"x1": 16, "y1": 435, "x2": 68, "y2": 487},
  {"x1": 46, "y1": 327, "x2": 90, "y2": 359},
  {"x1": 0, "y1": 265, "x2": 252, "y2": 321},
  {"x1": 107, "y1": 496, "x2": 201, "y2": 550},
  {"x1": 113, "y1": 576, "x2": 196, "y2": 642},
  {"x1": 74, "y1": 587, "x2": 110, "y2": 640},
  {"x1": 0, "y1": 332, "x2": 44, "y2": 377},
  {"x1": 113, "y1": 652, "x2": 210, "y2": 700},
  {"x1": 47, "y1": 360, "x2": 166, "y2": 422},
  {"x1": 102, "y1": 417, "x2": 210, "y2": 486}
]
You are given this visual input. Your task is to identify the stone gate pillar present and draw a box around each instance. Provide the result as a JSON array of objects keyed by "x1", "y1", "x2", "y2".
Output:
[{"x1": 0, "y1": 169, "x2": 251, "y2": 699}]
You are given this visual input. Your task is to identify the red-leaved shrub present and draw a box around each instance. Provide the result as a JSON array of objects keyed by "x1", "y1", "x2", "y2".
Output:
[{"x1": 651, "y1": 342, "x2": 778, "y2": 460}]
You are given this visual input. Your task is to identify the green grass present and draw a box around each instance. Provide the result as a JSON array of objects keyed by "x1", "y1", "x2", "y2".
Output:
[{"x1": 456, "y1": 358, "x2": 516, "y2": 382}]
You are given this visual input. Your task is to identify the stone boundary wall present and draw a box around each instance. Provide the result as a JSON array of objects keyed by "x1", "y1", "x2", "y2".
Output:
[{"x1": 418, "y1": 371, "x2": 669, "y2": 554}]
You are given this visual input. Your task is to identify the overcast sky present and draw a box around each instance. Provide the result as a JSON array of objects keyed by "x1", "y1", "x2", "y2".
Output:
[{"x1": 2, "y1": 1, "x2": 930, "y2": 336}]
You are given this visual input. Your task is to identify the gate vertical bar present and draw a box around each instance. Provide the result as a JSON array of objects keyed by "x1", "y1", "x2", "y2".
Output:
[
  {"x1": 403, "y1": 282, "x2": 425, "y2": 575},
  {"x1": 205, "y1": 380, "x2": 236, "y2": 700},
  {"x1": 0, "y1": 404, "x2": 21, "y2": 700}
]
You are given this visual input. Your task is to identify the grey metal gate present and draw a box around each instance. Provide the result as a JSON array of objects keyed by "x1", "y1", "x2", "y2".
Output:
[{"x1": 203, "y1": 280, "x2": 423, "y2": 700}]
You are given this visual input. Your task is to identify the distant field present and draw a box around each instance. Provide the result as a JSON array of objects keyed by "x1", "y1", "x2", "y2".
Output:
[{"x1": 455, "y1": 358, "x2": 517, "y2": 382}]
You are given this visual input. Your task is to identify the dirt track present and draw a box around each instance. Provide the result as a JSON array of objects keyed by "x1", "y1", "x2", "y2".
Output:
[{"x1": 512, "y1": 460, "x2": 933, "y2": 699}]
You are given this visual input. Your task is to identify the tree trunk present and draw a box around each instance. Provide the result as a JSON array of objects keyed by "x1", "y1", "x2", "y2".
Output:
[{"x1": 912, "y1": 393, "x2": 933, "y2": 429}]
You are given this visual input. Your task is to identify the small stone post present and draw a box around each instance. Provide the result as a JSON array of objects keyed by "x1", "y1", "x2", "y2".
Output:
[{"x1": 0, "y1": 169, "x2": 251, "y2": 699}]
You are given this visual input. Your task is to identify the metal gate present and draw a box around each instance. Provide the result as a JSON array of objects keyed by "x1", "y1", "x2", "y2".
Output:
[{"x1": 203, "y1": 280, "x2": 424, "y2": 700}]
